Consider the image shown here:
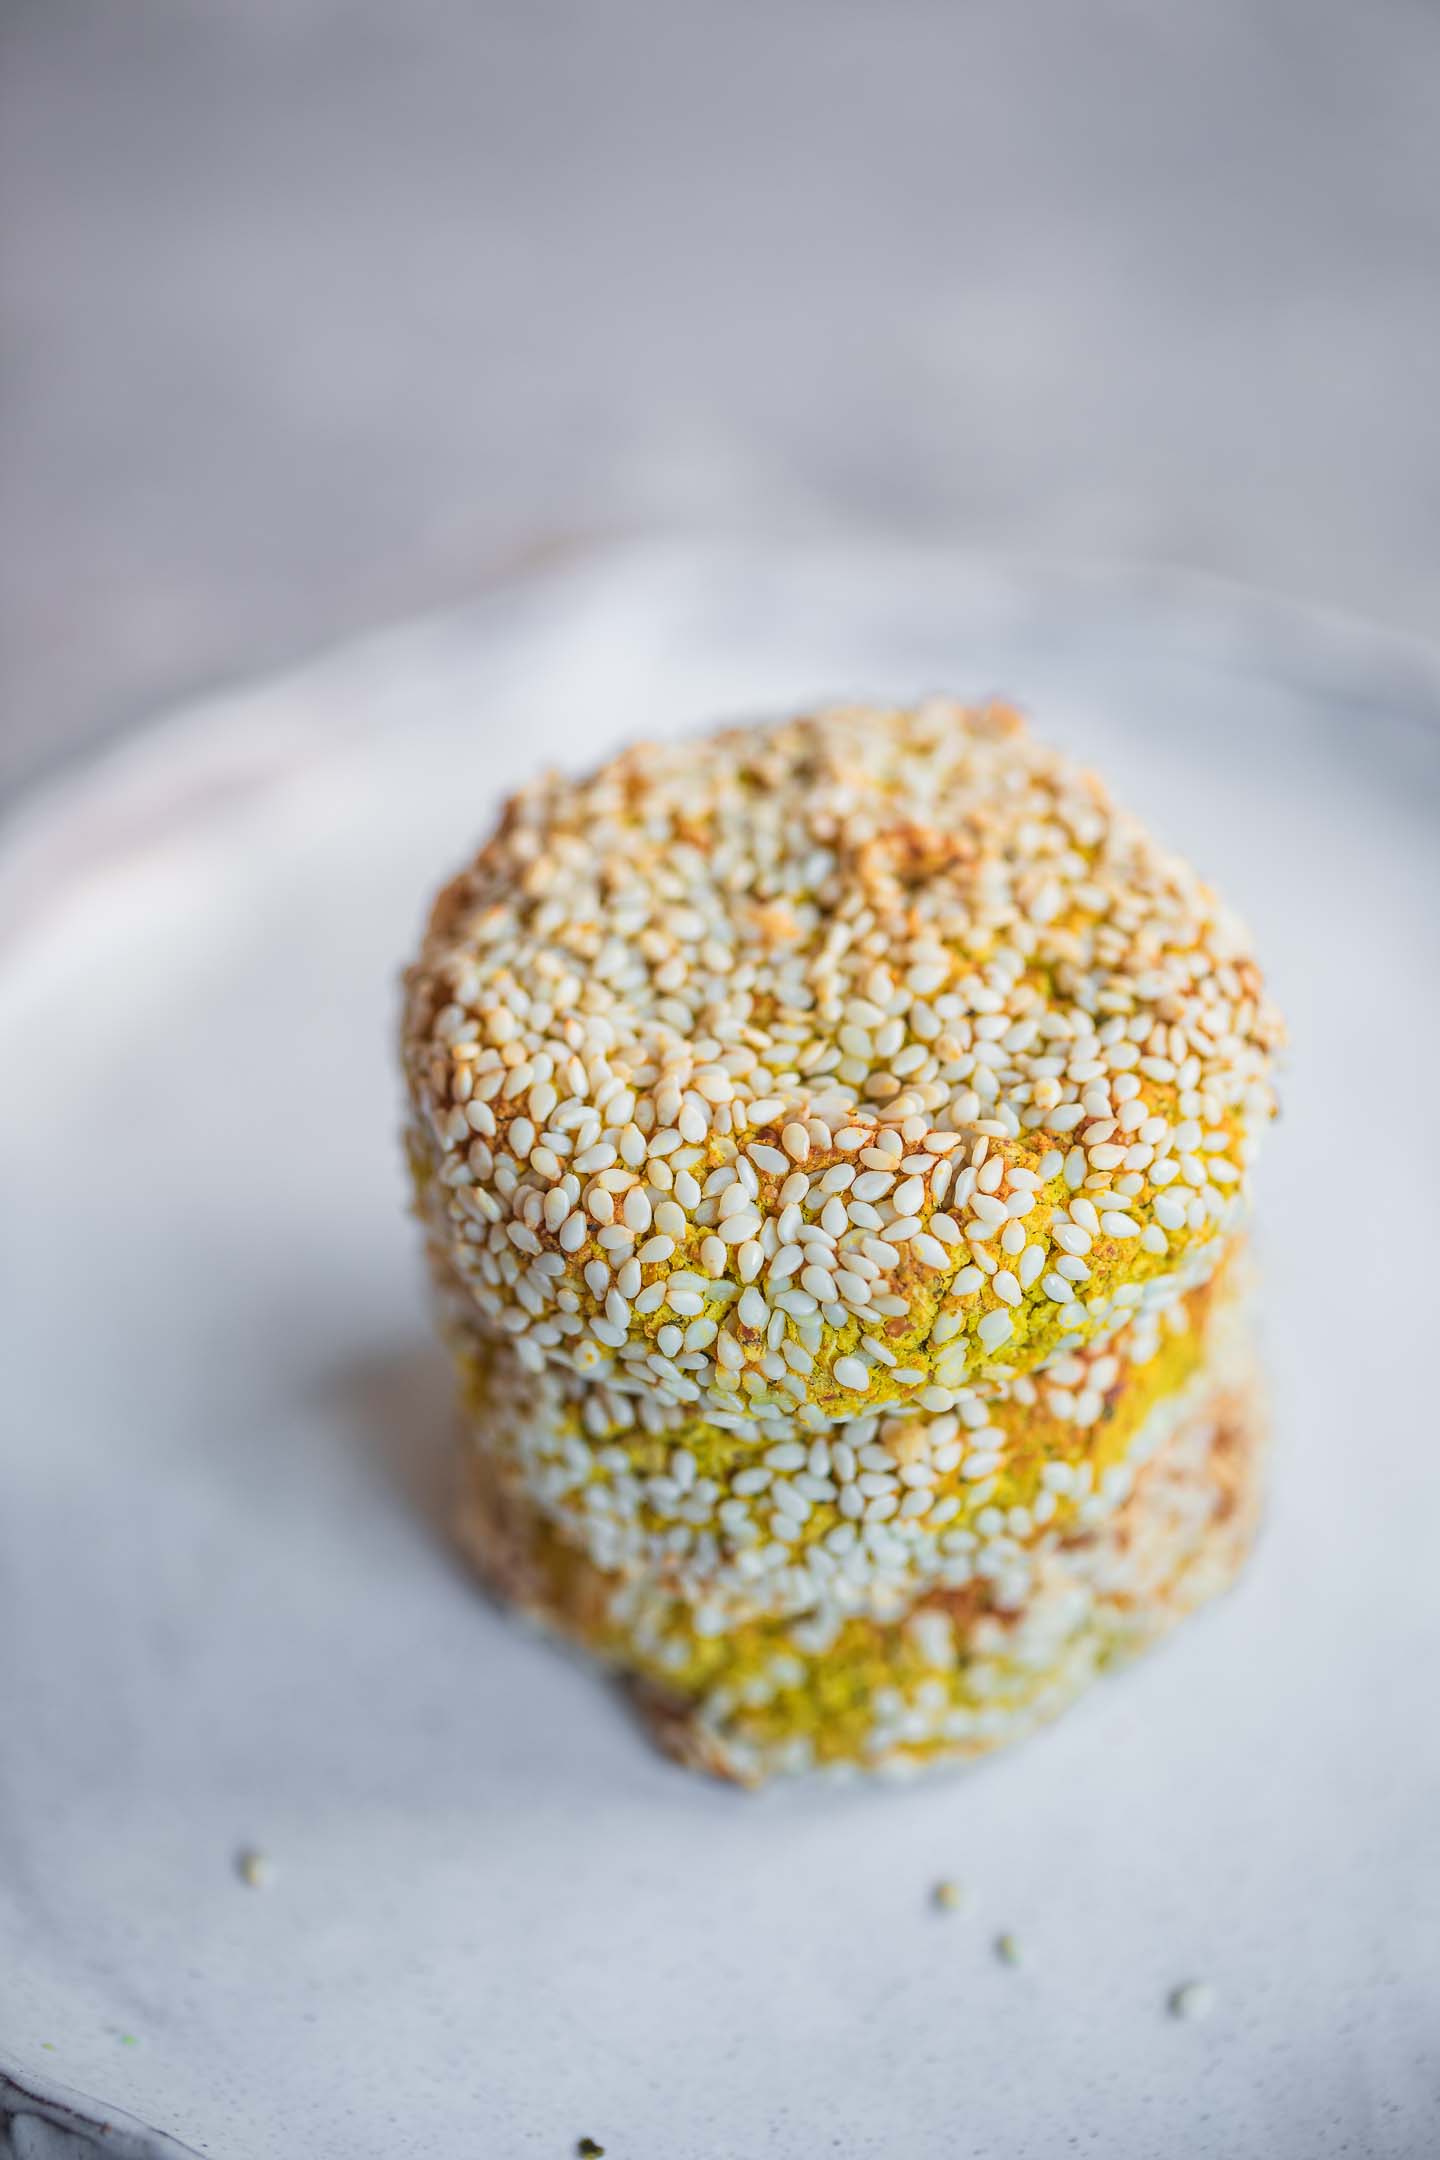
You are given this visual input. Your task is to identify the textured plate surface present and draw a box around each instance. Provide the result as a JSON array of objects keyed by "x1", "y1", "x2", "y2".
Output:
[{"x1": 2, "y1": 544, "x2": 1438, "y2": 2158}]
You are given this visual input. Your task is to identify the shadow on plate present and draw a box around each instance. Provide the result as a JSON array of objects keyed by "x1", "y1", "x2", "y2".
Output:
[{"x1": 328, "y1": 1336, "x2": 464, "y2": 1563}]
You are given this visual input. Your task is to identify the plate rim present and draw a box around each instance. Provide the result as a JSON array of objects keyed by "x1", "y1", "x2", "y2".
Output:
[{"x1": 3, "y1": 535, "x2": 1436, "y2": 2154}]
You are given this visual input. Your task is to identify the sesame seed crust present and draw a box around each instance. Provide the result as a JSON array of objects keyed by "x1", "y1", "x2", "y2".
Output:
[
  {"x1": 457, "y1": 1372, "x2": 1265, "y2": 1784},
  {"x1": 402, "y1": 699, "x2": 1281, "y2": 1420},
  {"x1": 449, "y1": 1247, "x2": 1249, "y2": 1625}
]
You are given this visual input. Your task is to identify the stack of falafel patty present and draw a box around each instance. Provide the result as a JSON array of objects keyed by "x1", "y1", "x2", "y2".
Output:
[{"x1": 401, "y1": 701, "x2": 1281, "y2": 1784}]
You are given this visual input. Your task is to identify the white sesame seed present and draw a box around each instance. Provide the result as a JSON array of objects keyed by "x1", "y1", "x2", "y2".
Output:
[
  {"x1": 834, "y1": 1268, "x2": 873, "y2": 1303},
  {"x1": 622, "y1": 1188, "x2": 652, "y2": 1234},
  {"x1": 977, "y1": 1311, "x2": 1014, "y2": 1351},
  {"x1": 820, "y1": 1197, "x2": 849, "y2": 1238}
]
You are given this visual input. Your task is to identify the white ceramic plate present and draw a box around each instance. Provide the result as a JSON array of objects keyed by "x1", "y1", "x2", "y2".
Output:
[{"x1": 3, "y1": 544, "x2": 1438, "y2": 2160}]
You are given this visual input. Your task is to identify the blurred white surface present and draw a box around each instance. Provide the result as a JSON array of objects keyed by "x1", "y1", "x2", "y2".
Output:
[
  {"x1": 2, "y1": 545, "x2": 1438, "y2": 2157},
  {"x1": 3, "y1": 1, "x2": 1440, "y2": 789}
]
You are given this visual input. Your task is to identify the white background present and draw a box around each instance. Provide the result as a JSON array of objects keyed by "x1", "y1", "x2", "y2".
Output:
[{"x1": 4, "y1": 1, "x2": 1440, "y2": 791}]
